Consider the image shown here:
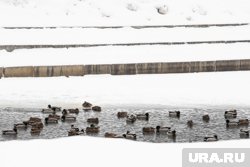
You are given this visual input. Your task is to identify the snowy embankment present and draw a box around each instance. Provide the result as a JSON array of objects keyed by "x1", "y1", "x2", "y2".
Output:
[
  {"x1": 0, "y1": 0, "x2": 249, "y2": 26},
  {"x1": 0, "y1": 136, "x2": 249, "y2": 167}
]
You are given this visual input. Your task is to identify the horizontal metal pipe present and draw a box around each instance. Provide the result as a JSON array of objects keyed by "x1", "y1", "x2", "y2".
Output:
[{"x1": 1, "y1": 59, "x2": 250, "y2": 78}]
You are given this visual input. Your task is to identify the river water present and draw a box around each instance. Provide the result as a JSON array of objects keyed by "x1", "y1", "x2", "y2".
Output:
[{"x1": 0, "y1": 106, "x2": 249, "y2": 143}]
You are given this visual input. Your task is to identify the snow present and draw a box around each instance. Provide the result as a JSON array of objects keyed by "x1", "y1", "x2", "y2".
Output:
[
  {"x1": 0, "y1": 25, "x2": 250, "y2": 44},
  {"x1": 0, "y1": 136, "x2": 249, "y2": 167},
  {"x1": 0, "y1": 71, "x2": 250, "y2": 109},
  {"x1": 1, "y1": 0, "x2": 250, "y2": 166},
  {"x1": 0, "y1": 0, "x2": 249, "y2": 26}
]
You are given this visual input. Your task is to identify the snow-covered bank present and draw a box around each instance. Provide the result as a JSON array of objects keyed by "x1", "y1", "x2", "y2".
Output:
[
  {"x1": 0, "y1": 0, "x2": 250, "y2": 26},
  {"x1": 1, "y1": 43, "x2": 250, "y2": 67},
  {"x1": 0, "y1": 71, "x2": 250, "y2": 108},
  {"x1": 0, "y1": 136, "x2": 249, "y2": 167}
]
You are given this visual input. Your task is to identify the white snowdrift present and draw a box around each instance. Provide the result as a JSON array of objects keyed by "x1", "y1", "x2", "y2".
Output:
[
  {"x1": 0, "y1": 0, "x2": 249, "y2": 26},
  {"x1": 0, "y1": 71, "x2": 250, "y2": 108},
  {"x1": 0, "y1": 136, "x2": 249, "y2": 167}
]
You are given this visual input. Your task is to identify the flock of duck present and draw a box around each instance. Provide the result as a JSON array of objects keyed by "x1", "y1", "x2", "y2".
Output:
[{"x1": 1, "y1": 103, "x2": 250, "y2": 142}]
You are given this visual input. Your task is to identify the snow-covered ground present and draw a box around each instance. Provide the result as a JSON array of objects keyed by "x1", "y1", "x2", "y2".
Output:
[
  {"x1": 1, "y1": 0, "x2": 250, "y2": 166},
  {"x1": 0, "y1": 136, "x2": 249, "y2": 167},
  {"x1": 0, "y1": 0, "x2": 249, "y2": 26}
]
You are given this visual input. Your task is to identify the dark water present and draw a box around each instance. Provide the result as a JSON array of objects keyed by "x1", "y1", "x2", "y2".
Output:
[{"x1": 0, "y1": 106, "x2": 249, "y2": 142}]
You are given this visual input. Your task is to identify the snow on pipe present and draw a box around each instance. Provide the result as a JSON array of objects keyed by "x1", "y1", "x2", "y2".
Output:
[
  {"x1": 1, "y1": 40, "x2": 250, "y2": 52},
  {"x1": 1, "y1": 59, "x2": 250, "y2": 78},
  {"x1": 2, "y1": 23, "x2": 249, "y2": 29}
]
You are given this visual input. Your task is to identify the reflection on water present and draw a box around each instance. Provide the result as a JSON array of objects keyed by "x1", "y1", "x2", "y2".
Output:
[{"x1": 0, "y1": 106, "x2": 249, "y2": 143}]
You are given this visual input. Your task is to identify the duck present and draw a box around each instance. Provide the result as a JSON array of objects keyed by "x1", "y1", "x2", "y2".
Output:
[
  {"x1": 123, "y1": 131, "x2": 136, "y2": 140},
  {"x1": 30, "y1": 127, "x2": 42, "y2": 135},
  {"x1": 23, "y1": 117, "x2": 42, "y2": 125},
  {"x1": 86, "y1": 124, "x2": 100, "y2": 133},
  {"x1": 31, "y1": 122, "x2": 44, "y2": 129},
  {"x1": 136, "y1": 113, "x2": 149, "y2": 121},
  {"x1": 156, "y1": 126, "x2": 171, "y2": 133},
  {"x1": 104, "y1": 132, "x2": 123, "y2": 138},
  {"x1": 48, "y1": 114, "x2": 61, "y2": 120},
  {"x1": 82, "y1": 101, "x2": 92, "y2": 111},
  {"x1": 239, "y1": 129, "x2": 249, "y2": 137},
  {"x1": 226, "y1": 119, "x2": 239, "y2": 127},
  {"x1": 70, "y1": 125, "x2": 80, "y2": 132},
  {"x1": 41, "y1": 108, "x2": 54, "y2": 114},
  {"x1": 142, "y1": 127, "x2": 155, "y2": 134},
  {"x1": 48, "y1": 104, "x2": 61, "y2": 111},
  {"x1": 204, "y1": 135, "x2": 218, "y2": 142},
  {"x1": 224, "y1": 110, "x2": 237, "y2": 118},
  {"x1": 2, "y1": 127, "x2": 17, "y2": 135},
  {"x1": 87, "y1": 118, "x2": 99, "y2": 124},
  {"x1": 45, "y1": 117, "x2": 58, "y2": 124},
  {"x1": 117, "y1": 112, "x2": 128, "y2": 118},
  {"x1": 61, "y1": 115, "x2": 76, "y2": 122},
  {"x1": 92, "y1": 106, "x2": 101, "y2": 112},
  {"x1": 238, "y1": 119, "x2": 249, "y2": 126},
  {"x1": 187, "y1": 120, "x2": 194, "y2": 128},
  {"x1": 167, "y1": 130, "x2": 176, "y2": 138},
  {"x1": 14, "y1": 123, "x2": 28, "y2": 129},
  {"x1": 68, "y1": 108, "x2": 80, "y2": 114},
  {"x1": 29, "y1": 117, "x2": 42, "y2": 123},
  {"x1": 62, "y1": 109, "x2": 68, "y2": 115},
  {"x1": 169, "y1": 111, "x2": 180, "y2": 118},
  {"x1": 126, "y1": 114, "x2": 137, "y2": 123},
  {"x1": 68, "y1": 129, "x2": 84, "y2": 136},
  {"x1": 202, "y1": 114, "x2": 210, "y2": 122}
]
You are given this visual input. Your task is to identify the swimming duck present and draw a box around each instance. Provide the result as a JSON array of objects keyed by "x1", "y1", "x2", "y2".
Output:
[
  {"x1": 48, "y1": 114, "x2": 61, "y2": 120},
  {"x1": 45, "y1": 117, "x2": 58, "y2": 124},
  {"x1": 202, "y1": 114, "x2": 210, "y2": 122},
  {"x1": 187, "y1": 120, "x2": 194, "y2": 128},
  {"x1": 48, "y1": 104, "x2": 61, "y2": 111},
  {"x1": 136, "y1": 113, "x2": 149, "y2": 121},
  {"x1": 14, "y1": 123, "x2": 28, "y2": 129},
  {"x1": 92, "y1": 106, "x2": 102, "y2": 112},
  {"x1": 204, "y1": 135, "x2": 218, "y2": 142},
  {"x1": 226, "y1": 119, "x2": 239, "y2": 128},
  {"x1": 29, "y1": 117, "x2": 42, "y2": 123},
  {"x1": 2, "y1": 127, "x2": 17, "y2": 135},
  {"x1": 117, "y1": 112, "x2": 128, "y2": 118},
  {"x1": 70, "y1": 125, "x2": 79, "y2": 132},
  {"x1": 86, "y1": 124, "x2": 100, "y2": 133},
  {"x1": 61, "y1": 115, "x2": 76, "y2": 122},
  {"x1": 239, "y1": 129, "x2": 249, "y2": 137},
  {"x1": 224, "y1": 110, "x2": 237, "y2": 118},
  {"x1": 142, "y1": 127, "x2": 155, "y2": 134},
  {"x1": 87, "y1": 118, "x2": 99, "y2": 124},
  {"x1": 42, "y1": 108, "x2": 55, "y2": 114},
  {"x1": 123, "y1": 131, "x2": 136, "y2": 140},
  {"x1": 30, "y1": 127, "x2": 42, "y2": 135},
  {"x1": 82, "y1": 101, "x2": 92, "y2": 111},
  {"x1": 23, "y1": 117, "x2": 42, "y2": 125},
  {"x1": 238, "y1": 119, "x2": 249, "y2": 126},
  {"x1": 31, "y1": 122, "x2": 44, "y2": 129},
  {"x1": 169, "y1": 111, "x2": 180, "y2": 118},
  {"x1": 104, "y1": 132, "x2": 123, "y2": 138},
  {"x1": 62, "y1": 109, "x2": 68, "y2": 115},
  {"x1": 167, "y1": 130, "x2": 176, "y2": 138},
  {"x1": 68, "y1": 108, "x2": 80, "y2": 114},
  {"x1": 156, "y1": 126, "x2": 171, "y2": 133},
  {"x1": 68, "y1": 129, "x2": 84, "y2": 136},
  {"x1": 126, "y1": 114, "x2": 137, "y2": 123}
]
